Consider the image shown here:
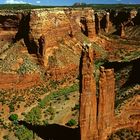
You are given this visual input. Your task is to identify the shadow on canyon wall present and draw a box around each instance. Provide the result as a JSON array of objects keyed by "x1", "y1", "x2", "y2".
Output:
[
  {"x1": 123, "y1": 58, "x2": 140, "y2": 87},
  {"x1": 14, "y1": 13, "x2": 38, "y2": 54},
  {"x1": 19, "y1": 121, "x2": 80, "y2": 140},
  {"x1": 103, "y1": 58, "x2": 140, "y2": 88}
]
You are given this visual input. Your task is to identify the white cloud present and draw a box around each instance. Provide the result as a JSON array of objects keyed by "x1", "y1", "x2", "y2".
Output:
[
  {"x1": 5, "y1": 0, "x2": 27, "y2": 4},
  {"x1": 36, "y1": 1, "x2": 41, "y2": 4}
]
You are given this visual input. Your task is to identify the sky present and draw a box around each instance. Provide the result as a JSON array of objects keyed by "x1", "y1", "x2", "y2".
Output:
[{"x1": 0, "y1": 0, "x2": 140, "y2": 6}]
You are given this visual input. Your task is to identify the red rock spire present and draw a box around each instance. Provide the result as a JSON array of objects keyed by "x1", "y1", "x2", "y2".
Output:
[{"x1": 80, "y1": 44, "x2": 98, "y2": 140}]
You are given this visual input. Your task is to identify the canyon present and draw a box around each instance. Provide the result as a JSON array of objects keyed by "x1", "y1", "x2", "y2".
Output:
[{"x1": 0, "y1": 6, "x2": 140, "y2": 140}]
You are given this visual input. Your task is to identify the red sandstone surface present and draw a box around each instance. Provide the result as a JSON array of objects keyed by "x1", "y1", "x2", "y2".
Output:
[
  {"x1": 0, "y1": 7, "x2": 140, "y2": 140},
  {"x1": 0, "y1": 73, "x2": 40, "y2": 89}
]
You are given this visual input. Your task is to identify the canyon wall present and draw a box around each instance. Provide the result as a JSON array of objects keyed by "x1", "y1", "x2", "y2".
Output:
[
  {"x1": 0, "y1": 11, "x2": 22, "y2": 41},
  {"x1": 0, "y1": 8, "x2": 96, "y2": 64},
  {"x1": 95, "y1": 9, "x2": 140, "y2": 39},
  {"x1": 1, "y1": 8, "x2": 140, "y2": 47},
  {"x1": 0, "y1": 8, "x2": 96, "y2": 89},
  {"x1": 46, "y1": 64, "x2": 78, "y2": 83},
  {"x1": 0, "y1": 73, "x2": 40, "y2": 89},
  {"x1": 28, "y1": 8, "x2": 96, "y2": 66}
]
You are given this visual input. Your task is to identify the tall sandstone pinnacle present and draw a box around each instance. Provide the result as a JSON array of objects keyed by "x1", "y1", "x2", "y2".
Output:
[
  {"x1": 105, "y1": 12, "x2": 111, "y2": 33},
  {"x1": 98, "y1": 67, "x2": 115, "y2": 140},
  {"x1": 120, "y1": 23, "x2": 126, "y2": 38},
  {"x1": 86, "y1": 9, "x2": 96, "y2": 40},
  {"x1": 80, "y1": 46, "x2": 116, "y2": 140},
  {"x1": 80, "y1": 45, "x2": 98, "y2": 140}
]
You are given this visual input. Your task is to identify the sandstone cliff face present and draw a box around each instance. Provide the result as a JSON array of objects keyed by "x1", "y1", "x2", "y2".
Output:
[
  {"x1": 0, "y1": 8, "x2": 96, "y2": 66},
  {"x1": 0, "y1": 8, "x2": 96, "y2": 89},
  {"x1": 95, "y1": 34, "x2": 140, "y2": 62},
  {"x1": 0, "y1": 73, "x2": 40, "y2": 89},
  {"x1": 28, "y1": 8, "x2": 96, "y2": 66},
  {"x1": 95, "y1": 9, "x2": 140, "y2": 39},
  {"x1": 46, "y1": 64, "x2": 78, "y2": 83},
  {"x1": 29, "y1": 9, "x2": 72, "y2": 51},
  {"x1": 0, "y1": 11, "x2": 22, "y2": 41},
  {"x1": 0, "y1": 8, "x2": 140, "y2": 45},
  {"x1": 113, "y1": 95, "x2": 140, "y2": 131}
]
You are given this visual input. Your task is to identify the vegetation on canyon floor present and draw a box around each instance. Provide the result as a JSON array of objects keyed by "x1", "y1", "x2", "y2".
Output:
[{"x1": 0, "y1": 83, "x2": 79, "y2": 139}]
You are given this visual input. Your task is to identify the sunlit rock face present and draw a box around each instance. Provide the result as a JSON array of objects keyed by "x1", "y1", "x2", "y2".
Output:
[
  {"x1": 0, "y1": 8, "x2": 96, "y2": 67},
  {"x1": 80, "y1": 46, "x2": 98, "y2": 140},
  {"x1": 28, "y1": 8, "x2": 96, "y2": 66},
  {"x1": 0, "y1": 8, "x2": 96, "y2": 89}
]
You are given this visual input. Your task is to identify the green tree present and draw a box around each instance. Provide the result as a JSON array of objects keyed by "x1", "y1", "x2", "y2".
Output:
[
  {"x1": 66, "y1": 119, "x2": 77, "y2": 127},
  {"x1": 9, "y1": 104, "x2": 15, "y2": 112},
  {"x1": 9, "y1": 114, "x2": 18, "y2": 122},
  {"x1": 25, "y1": 107, "x2": 41, "y2": 124}
]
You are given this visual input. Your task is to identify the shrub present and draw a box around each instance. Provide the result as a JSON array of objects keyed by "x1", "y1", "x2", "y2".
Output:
[
  {"x1": 25, "y1": 107, "x2": 41, "y2": 124},
  {"x1": 3, "y1": 135, "x2": 9, "y2": 140},
  {"x1": 46, "y1": 106, "x2": 55, "y2": 115},
  {"x1": 64, "y1": 94, "x2": 70, "y2": 100},
  {"x1": 9, "y1": 104, "x2": 15, "y2": 112},
  {"x1": 66, "y1": 119, "x2": 77, "y2": 127},
  {"x1": 72, "y1": 104, "x2": 80, "y2": 111},
  {"x1": 15, "y1": 126, "x2": 33, "y2": 140},
  {"x1": 17, "y1": 57, "x2": 39, "y2": 74},
  {"x1": 49, "y1": 80, "x2": 58, "y2": 89},
  {"x1": 9, "y1": 114, "x2": 18, "y2": 122},
  {"x1": 43, "y1": 119, "x2": 49, "y2": 126}
]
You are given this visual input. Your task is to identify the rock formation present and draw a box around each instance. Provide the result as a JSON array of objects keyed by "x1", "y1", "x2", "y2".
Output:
[
  {"x1": 79, "y1": 45, "x2": 116, "y2": 140},
  {"x1": 28, "y1": 8, "x2": 96, "y2": 66},
  {"x1": 95, "y1": 8, "x2": 140, "y2": 39},
  {"x1": 0, "y1": 11, "x2": 22, "y2": 41},
  {"x1": 120, "y1": 23, "x2": 126, "y2": 38},
  {"x1": 98, "y1": 67, "x2": 115, "y2": 139},
  {"x1": 0, "y1": 8, "x2": 97, "y2": 90},
  {"x1": 85, "y1": 9, "x2": 96, "y2": 40},
  {"x1": 0, "y1": 73, "x2": 40, "y2": 89},
  {"x1": 105, "y1": 12, "x2": 111, "y2": 33},
  {"x1": 80, "y1": 44, "x2": 140, "y2": 140},
  {"x1": 80, "y1": 44, "x2": 98, "y2": 140},
  {"x1": 95, "y1": 11, "x2": 112, "y2": 34}
]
